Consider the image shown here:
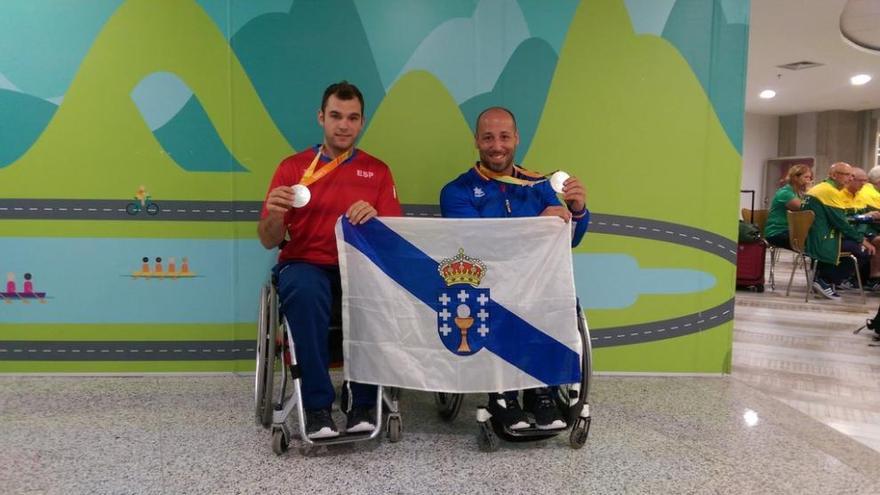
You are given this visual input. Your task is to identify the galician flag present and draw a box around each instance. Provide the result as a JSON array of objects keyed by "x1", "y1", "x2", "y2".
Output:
[{"x1": 335, "y1": 216, "x2": 582, "y2": 393}]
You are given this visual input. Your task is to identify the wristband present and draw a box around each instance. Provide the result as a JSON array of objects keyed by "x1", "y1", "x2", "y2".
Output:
[{"x1": 570, "y1": 207, "x2": 587, "y2": 220}]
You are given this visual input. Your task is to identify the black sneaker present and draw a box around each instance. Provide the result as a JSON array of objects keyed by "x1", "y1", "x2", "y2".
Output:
[
  {"x1": 345, "y1": 406, "x2": 376, "y2": 434},
  {"x1": 528, "y1": 389, "x2": 566, "y2": 430},
  {"x1": 305, "y1": 408, "x2": 339, "y2": 439},
  {"x1": 487, "y1": 395, "x2": 530, "y2": 430},
  {"x1": 812, "y1": 278, "x2": 840, "y2": 300},
  {"x1": 865, "y1": 279, "x2": 880, "y2": 292}
]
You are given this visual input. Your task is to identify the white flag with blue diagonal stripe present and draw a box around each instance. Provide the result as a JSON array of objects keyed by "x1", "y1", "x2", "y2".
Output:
[{"x1": 335, "y1": 216, "x2": 582, "y2": 393}]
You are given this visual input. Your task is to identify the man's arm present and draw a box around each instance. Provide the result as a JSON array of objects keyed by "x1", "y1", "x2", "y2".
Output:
[
  {"x1": 562, "y1": 176, "x2": 589, "y2": 247},
  {"x1": 539, "y1": 177, "x2": 589, "y2": 247},
  {"x1": 826, "y1": 204, "x2": 873, "y2": 250},
  {"x1": 258, "y1": 186, "x2": 294, "y2": 249},
  {"x1": 374, "y1": 167, "x2": 403, "y2": 217},
  {"x1": 805, "y1": 195, "x2": 874, "y2": 253}
]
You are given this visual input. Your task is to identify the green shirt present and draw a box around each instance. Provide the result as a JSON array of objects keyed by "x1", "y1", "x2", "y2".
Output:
[{"x1": 764, "y1": 184, "x2": 798, "y2": 238}]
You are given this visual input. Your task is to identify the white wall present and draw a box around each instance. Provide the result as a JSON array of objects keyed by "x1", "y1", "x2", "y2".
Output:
[{"x1": 741, "y1": 112, "x2": 779, "y2": 211}]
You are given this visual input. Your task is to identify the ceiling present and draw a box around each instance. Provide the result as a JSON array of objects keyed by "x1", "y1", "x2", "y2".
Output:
[{"x1": 746, "y1": 0, "x2": 880, "y2": 115}]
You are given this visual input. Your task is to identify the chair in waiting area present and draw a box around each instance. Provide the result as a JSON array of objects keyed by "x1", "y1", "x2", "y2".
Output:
[
  {"x1": 785, "y1": 210, "x2": 866, "y2": 303},
  {"x1": 785, "y1": 210, "x2": 815, "y2": 301},
  {"x1": 741, "y1": 208, "x2": 776, "y2": 289}
]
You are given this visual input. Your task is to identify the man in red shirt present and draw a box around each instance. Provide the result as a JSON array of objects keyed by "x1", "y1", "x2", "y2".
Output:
[{"x1": 258, "y1": 81, "x2": 402, "y2": 439}]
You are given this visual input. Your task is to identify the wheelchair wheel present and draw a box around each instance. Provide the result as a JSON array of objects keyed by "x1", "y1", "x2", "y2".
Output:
[
  {"x1": 569, "y1": 416, "x2": 591, "y2": 449},
  {"x1": 477, "y1": 420, "x2": 499, "y2": 452},
  {"x1": 558, "y1": 304, "x2": 592, "y2": 430},
  {"x1": 254, "y1": 284, "x2": 278, "y2": 428},
  {"x1": 434, "y1": 392, "x2": 463, "y2": 421},
  {"x1": 387, "y1": 415, "x2": 402, "y2": 443},
  {"x1": 271, "y1": 426, "x2": 289, "y2": 455}
]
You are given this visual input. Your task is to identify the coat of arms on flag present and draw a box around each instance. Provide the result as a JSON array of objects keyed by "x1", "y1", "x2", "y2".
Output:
[{"x1": 437, "y1": 249, "x2": 490, "y2": 356}]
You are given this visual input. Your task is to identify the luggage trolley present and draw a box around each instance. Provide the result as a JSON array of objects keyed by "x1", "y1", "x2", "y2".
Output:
[
  {"x1": 254, "y1": 280, "x2": 403, "y2": 455},
  {"x1": 434, "y1": 303, "x2": 592, "y2": 451}
]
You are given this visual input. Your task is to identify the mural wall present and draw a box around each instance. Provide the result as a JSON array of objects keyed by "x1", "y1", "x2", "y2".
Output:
[{"x1": 0, "y1": 0, "x2": 749, "y2": 373}]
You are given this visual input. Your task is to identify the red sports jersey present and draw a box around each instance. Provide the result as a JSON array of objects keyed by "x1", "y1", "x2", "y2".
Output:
[{"x1": 261, "y1": 146, "x2": 402, "y2": 265}]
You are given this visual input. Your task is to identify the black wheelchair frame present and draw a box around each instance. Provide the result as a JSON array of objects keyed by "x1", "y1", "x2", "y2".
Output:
[{"x1": 433, "y1": 303, "x2": 593, "y2": 451}]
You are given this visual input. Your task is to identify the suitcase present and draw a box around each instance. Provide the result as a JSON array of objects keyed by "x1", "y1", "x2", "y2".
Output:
[
  {"x1": 736, "y1": 242, "x2": 766, "y2": 292},
  {"x1": 737, "y1": 189, "x2": 766, "y2": 292}
]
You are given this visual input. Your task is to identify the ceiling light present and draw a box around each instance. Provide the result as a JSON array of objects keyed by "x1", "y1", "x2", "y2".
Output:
[
  {"x1": 851, "y1": 74, "x2": 872, "y2": 86},
  {"x1": 759, "y1": 90, "x2": 776, "y2": 99}
]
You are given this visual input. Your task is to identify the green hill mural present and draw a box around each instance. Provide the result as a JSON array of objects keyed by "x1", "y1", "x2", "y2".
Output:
[
  {"x1": 0, "y1": 0, "x2": 291, "y2": 201},
  {"x1": 526, "y1": 0, "x2": 740, "y2": 372},
  {"x1": 528, "y1": 0, "x2": 740, "y2": 239},
  {"x1": 230, "y1": 0, "x2": 385, "y2": 151},
  {"x1": 359, "y1": 70, "x2": 476, "y2": 205},
  {"x1": 460, "y1": 37, "x2": 558, "y2": 164}
]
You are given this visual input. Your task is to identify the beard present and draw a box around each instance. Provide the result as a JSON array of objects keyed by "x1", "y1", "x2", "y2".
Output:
[{"x1": 480, "y1": 154, "x2": 514, "y2": 173}]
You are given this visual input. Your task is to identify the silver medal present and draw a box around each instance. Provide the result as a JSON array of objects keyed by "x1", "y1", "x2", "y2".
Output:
[
  {"x1": 549, "y1": 171, "x2": 570, "y2": 193},
  {"x1": 291, "y1": 184, "x2": 311, "y2": 208}
]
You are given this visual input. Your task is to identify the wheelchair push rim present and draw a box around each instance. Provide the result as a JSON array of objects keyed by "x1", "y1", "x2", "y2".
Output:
[{"x1": 254, "y1": 284, "x2": 278, "y2": 428}]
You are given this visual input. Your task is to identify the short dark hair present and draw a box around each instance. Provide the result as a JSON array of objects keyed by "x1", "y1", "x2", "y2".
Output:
[
  {"x1": 475, "y1": 106, "x2": 517, "y2": 133},
  {"x1": 321, "y1": 80, "x2": 365, "y2": 115}
]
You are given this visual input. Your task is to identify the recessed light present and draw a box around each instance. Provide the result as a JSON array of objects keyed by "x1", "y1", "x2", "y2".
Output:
[
  {"x1": 851, "y1": 74, "x2": 872, "y2": 85},
  {"x1": 759, "y1": 89, "x2": 776, "y2": 99}
]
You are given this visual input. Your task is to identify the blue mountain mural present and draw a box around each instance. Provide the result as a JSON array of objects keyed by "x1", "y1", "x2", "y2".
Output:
[
  {"x1": 0, "y1": 89, "x2": 57, "y2": 167},
  {"x1": 229, "y1": 0, "x2": 385, "y2": 150},
  {"x1": 460, "y1": 38, "x2": 558, "y2": 163},
  {"x1": 153, "y1": 96, "x2": 247, "y2": 172},
  {"x1": 662, "y1": 0, "x2": 749, "y2": 152}
]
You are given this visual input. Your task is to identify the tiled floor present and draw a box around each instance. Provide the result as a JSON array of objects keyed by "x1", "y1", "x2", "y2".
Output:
[
  {"x1": 733, "y1": 251, "x2": 880, "y2": 453},
  {"x1": 2, "y1": 372, "x2": 880, "y2": 494}
]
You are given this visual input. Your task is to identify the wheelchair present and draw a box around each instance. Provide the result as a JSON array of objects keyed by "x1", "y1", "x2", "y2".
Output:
[
  {"x1": 254, "y1": 278, "x2": 402, "y2": 455},
  {"x1": 433, "y1": 303, "x2": 592, "y2": 451}
]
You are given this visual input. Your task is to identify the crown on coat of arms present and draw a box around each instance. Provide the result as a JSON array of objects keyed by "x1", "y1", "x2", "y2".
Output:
[{"x1": 438, "y1": 248, "x2": 486, "y2": 287}]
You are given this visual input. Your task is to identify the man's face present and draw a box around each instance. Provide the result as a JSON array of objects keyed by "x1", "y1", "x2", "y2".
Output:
[
  {"x1": 830, "y1": 166, "x2": 853, "y2": 189},
  {"x1": 848, "y1": 171, "x2": 867, "y2": 193},
  {"x1": 318, "y1": 95, "x2": 363, "y2": 153},
  {"x1": 475, "y1": 111, "x2": 519, "y2": 174}
]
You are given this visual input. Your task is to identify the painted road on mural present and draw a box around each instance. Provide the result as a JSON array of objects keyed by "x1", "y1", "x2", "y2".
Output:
[
  {"x1": 0, "y1": 300, "x2": 734, "y2": 360},
  {"x1": 0, "y1": 199, "x2": 262, "y2": 221},
  {"x1": 0, "y1": 340, "x2": 255, "y2": 360}
]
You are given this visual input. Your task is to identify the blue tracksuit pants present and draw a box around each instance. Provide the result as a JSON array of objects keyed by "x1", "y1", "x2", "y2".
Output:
[{"x1": 273, "y1": 261, "x2": 377, "y2": 411}]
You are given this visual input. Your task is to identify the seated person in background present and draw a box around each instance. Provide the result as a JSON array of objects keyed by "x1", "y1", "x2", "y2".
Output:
[
  {"x1": 802, "y1": 162, "x2": 876, "y2": 299},
  {"x1": 440, "y1": 107, "x2": 589, "y2": 431},
  {"x1": 764, "y1": 164, "x2": 812, "y2": 249},
  {"x1": 864, "y1": 166, "x2": 880, "y2": 205},
  {"x1": 258, "y1": 81, "x2": 402, "y2": 439},
  {"x1": 842, "y1": 167, "x2": 880, "y2": 290}
]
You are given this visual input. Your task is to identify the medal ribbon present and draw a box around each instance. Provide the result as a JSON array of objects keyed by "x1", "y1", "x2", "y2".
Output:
[
  {"x1": 299, "y1": 146, "x2": 352, "y2": 187},
  {"x1": 474, "y1": 163, "x2": 550, "y2": 187}
]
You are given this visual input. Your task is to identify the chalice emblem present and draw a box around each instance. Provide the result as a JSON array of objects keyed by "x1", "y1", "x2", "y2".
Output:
[{"x1": 454, "y1": 304, "x2": 475, "y2": 353}]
